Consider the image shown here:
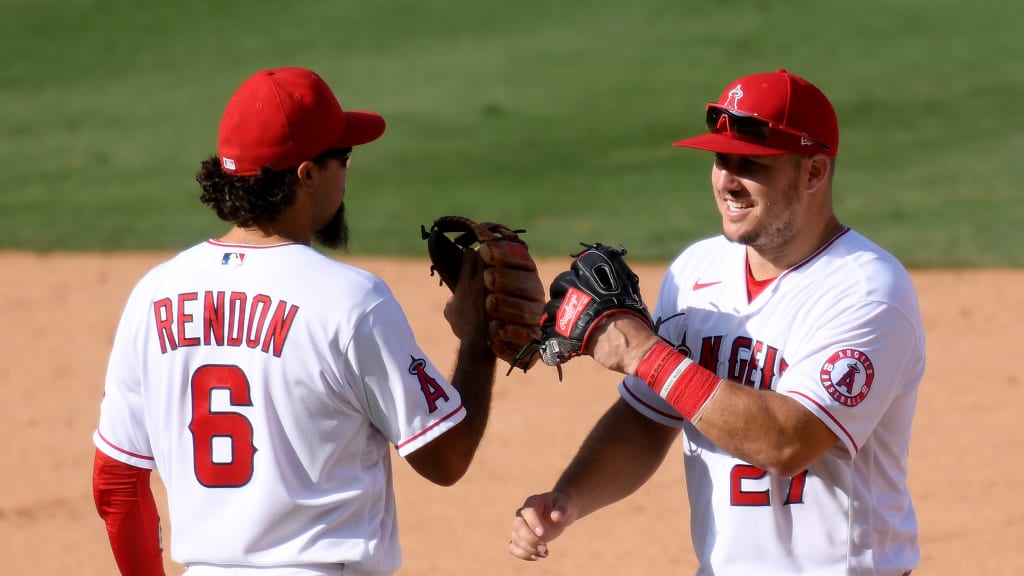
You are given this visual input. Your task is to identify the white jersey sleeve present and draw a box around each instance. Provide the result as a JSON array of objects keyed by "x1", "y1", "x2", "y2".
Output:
[
  {"x1": 776, "y1": 297, "x2": 923, "y2": 456},
  {"x1": 341, "y1": 295, "x2": 465, "y2": 457},
  {"x1": 93, "y1": 285, "x2": 159, "y2": 469}
]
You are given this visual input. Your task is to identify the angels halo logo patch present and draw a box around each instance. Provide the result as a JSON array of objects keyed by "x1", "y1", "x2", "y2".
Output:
[{"x1": 819, "y1": 349, "x2": 874, "y2": 407}]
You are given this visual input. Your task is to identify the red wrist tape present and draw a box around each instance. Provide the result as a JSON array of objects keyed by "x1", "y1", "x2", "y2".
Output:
[{"x1": 636, "y1": 341, "x2": 722, "y2": 422}]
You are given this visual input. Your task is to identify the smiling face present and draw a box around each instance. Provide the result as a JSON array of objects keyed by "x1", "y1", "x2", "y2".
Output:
[{"x1": 711, "y1": 153, "x2": 808, "y2": 255}]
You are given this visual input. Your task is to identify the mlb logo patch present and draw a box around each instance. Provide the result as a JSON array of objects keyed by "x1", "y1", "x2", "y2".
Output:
[{"x1": 221, "y1": 252, "x2": 246, "y2": 266}]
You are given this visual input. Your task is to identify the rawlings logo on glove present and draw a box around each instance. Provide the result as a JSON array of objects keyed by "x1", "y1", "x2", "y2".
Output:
[
  {"x1": 557, "y1": 289, "x2": 591, "y2": 334},
  {"x1": 421, "y1": 216, "x2": 546, "y2": 373},
  {"x1": 512, "y1": 243, "x2": 653, "y2": 376}
]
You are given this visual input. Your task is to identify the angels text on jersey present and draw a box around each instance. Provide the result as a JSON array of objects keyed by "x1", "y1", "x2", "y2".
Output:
[{"x1": 683, "y1": 332, "x2": 789, "y2": 391}]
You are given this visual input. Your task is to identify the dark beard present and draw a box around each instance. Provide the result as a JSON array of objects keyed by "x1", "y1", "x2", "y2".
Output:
[{"x1": 314, "y1": 203, "x2": 349, "y2": 250}]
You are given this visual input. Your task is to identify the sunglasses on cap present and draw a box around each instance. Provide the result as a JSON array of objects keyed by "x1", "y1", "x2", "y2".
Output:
[{"x1": 706, "y1": 105, "x2": 832, "y2": 153}]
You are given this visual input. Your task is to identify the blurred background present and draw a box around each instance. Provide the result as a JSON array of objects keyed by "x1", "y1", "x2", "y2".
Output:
[
  {"x1": 2, "y1": 2, "x2": 1023, "y2": 574},
  {"x1": 1, "y1": 0, "x2": 1021, "y2": 265}
]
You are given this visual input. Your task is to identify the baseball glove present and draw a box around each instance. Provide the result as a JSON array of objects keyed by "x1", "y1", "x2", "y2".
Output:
[
  {"x1": 511, "y1": 243, "x2": 653, "y2": 374},
  {"x1": 421, "y1": 216, "x2": 545, "y2": 372}
]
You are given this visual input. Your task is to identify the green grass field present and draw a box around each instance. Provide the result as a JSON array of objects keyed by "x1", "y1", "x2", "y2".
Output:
[{"x1": 1, "y1": 0, "x2": 1021, "y2": 265}]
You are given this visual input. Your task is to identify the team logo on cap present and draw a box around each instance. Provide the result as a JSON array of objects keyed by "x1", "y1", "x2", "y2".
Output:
[
  {"x1": 723, "y1": 85, "x2": 744, "y2": 109},
  {"x1": 819, "y1": 349, "x2": 874, "y2": 407}
]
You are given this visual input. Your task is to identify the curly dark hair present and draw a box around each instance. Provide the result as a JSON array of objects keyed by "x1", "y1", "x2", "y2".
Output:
[{"x1": 196, "y1": 148, "x2": 352, "y2": 227}]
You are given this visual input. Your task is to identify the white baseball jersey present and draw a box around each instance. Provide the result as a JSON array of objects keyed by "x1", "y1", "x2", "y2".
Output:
[
  {"x1": 621, "y1": 229, "x2": 924, "y2": 576},
  {"x1": 94, "y1": 240, "x2": 466, "y2": 575}
]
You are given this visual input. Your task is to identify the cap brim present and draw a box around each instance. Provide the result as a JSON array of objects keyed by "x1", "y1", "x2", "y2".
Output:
[
  {"x1": 339, "y1": 110, "x2": 387, "y2": 147},
  {"x1": 673, "y1": 133, "x2": 787, "y2": 156}
]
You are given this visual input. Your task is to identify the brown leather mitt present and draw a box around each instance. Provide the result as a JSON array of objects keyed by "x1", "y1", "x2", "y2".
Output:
[{"x1": 421, "y1": 216, "x2": 545, "y2": 372}]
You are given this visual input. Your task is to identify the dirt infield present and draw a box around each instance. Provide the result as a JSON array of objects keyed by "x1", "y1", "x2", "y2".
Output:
[{"x1": 1, "y1": 252, "x2": 1020, "y2": 575}]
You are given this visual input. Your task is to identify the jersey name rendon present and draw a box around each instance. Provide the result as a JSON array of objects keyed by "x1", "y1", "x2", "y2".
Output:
[{"x1": 152, "y1": 291, "x2": 300, "y2": 357}]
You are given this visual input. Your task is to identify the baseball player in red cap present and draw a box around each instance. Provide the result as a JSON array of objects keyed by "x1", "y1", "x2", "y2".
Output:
[
  {"x1": 509, "y1": 70, "x2": 925, "y2": 575},
  {"x1": 92, "y1": 67, "x2": 501, "y2": 576}
]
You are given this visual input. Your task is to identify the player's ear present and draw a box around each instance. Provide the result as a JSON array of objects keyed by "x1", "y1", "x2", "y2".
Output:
[
  {"x1": 296, "y1": 161, "x2": 316, "y2": 188},
  {"x1": 803, "y1": 154, "x2": 831, "y2": 195}
]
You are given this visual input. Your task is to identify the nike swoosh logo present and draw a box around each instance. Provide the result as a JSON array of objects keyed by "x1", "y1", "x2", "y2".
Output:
[{"x1": 692, "y1": 280, "x2": 722, "y2": 291}]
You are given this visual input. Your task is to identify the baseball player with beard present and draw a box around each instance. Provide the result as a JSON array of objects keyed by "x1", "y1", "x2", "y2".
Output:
[
  {"x1": 509, "y1": 70, "x2": 926, "y2": 575},
  {"x1": 92, "y1": 67, "x2": 499, "y2": 576}
]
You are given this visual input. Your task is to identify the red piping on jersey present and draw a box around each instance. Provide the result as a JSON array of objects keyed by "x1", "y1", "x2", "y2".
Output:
[
  {"x1": 786, "y1": 391, "x2": 859, "y2": 453},
  {"x1": 621, "y1": 381, "x2": 687, "y2": 423},
  {"x1": 626, "y1": 378, "x2": 860, "y2": 453},
  {"x1": 96, "y1": 430, "x2": 156, "y2": 462},
  {"x1": 205, "y1": 239, "x2": 305, "y2": 249},
  {"x1": 396, "y1": 403, "x2": 465, "y2": 449},
  {"x1": 786, "y1": 227, "x2": 851, "y2": 274}
]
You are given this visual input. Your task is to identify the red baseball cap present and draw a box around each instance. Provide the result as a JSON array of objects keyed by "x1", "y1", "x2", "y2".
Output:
[
  {"x1": 217, "y1": 67, "x2": 387, "y2": 175},
  {"x1": 673, "y1": 69, "x2": 838, "y2": 157}
]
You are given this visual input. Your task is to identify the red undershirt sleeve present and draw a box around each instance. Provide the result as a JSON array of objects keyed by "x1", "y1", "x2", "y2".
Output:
[{"x1": 92, "y1": 448, "x2": 166, "y2": 576}]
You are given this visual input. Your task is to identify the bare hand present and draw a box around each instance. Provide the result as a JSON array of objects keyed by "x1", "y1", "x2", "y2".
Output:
[
  {"x1": 443, "y1": 251, "x2": 488, "y2": 340},
  {"x1": 508, "y1": 492, "x2": 578, "y2": 561}
]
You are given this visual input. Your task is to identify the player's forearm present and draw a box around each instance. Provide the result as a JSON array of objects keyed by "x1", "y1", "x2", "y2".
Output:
[
  {"x1": 408, "y1": 337, "x2": 496, "y2": 485},
  {"x1": 634, "y1": 342, "x2": 835, "y2": 477},
  {"x1": 554, "y1": 399, "x2": 677, "y2": 519},
  {"x1": 694, "y1": 381, "x2": 836, "y2": 477},
  {"x1": 449, "y1": 335, "x2": 498, "y2": 447}
]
